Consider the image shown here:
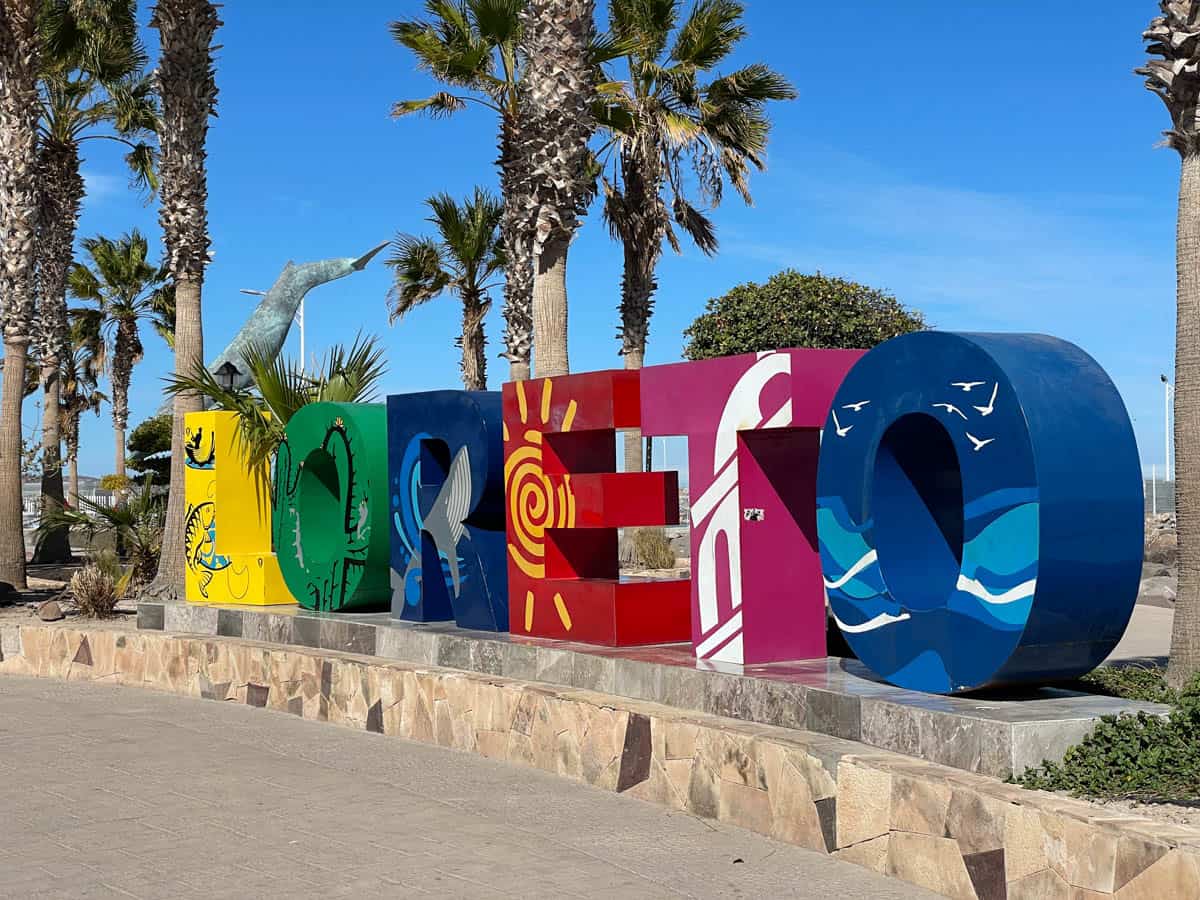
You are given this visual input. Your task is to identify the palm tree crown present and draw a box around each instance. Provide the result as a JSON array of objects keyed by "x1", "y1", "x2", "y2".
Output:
[
  {"x1": 391, "y1": 0, "x2": 535, "y2": 379},
  {"x1": 68, "y1": 230, "x2": 173, "y2": 481},
  {"x1": 387, "y1": 188, "x2": 505, "y2": 391}
]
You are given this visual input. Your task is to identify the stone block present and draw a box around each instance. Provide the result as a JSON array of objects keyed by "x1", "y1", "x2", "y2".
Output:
[
  {"x1": 495, "y1": 641, "x2": 538, "y2": 681},
  {"x1": 718, "y1": 780, "x2": 773, "y2": 835},
  {"x1": 806, "y1": 688, "x2": 861, "y2": 741},
  {"x1": 571, "y1": 652, "x2": 615, "y2": 695},
  {"x1": 470, "y1": 640, "x2": 504, "y2": 676},
  {"x1": 659, "y1": 665, "x2": 707, "y2": 713},
  {"x1": 614, "y1": 659, "x2": 664, "y2": 702},
  {"x1": 320, "y1": 620, "x2": 376, "y2": 656},
  {"x1": 216, "y1": 609, "x2": 243, "y2": 638},
  {"x1": 163, "y1": 603, "x2": 217, "y2": 636},
  {"x1": 1011, "y1": 718, "x2": 1100, "y2": 777},
  {"x1": 886, "y1": 831, "x2": 976, "y2": 899},
  {"x1": 1008, "y1": 868, "x2": 1069, "y2": 900},
  {"x1": 889, "y1": 773, "x2": 950, "y2": 836},
  {"x1": 534, "y1": 647, "x2": 574, "y2": 686},
  {"x1": 945, "y1": 787, "x2": 1006, "y2": 856},
  {"x1": 834, "y1": 834, "x2": 889, "y2": 873},
  {"x1": 1115, "y1": 849, "x2": 1200, "y2": 898},
  {"x1": 136, "y1": 603, "x2": 164, "y2": 631},
  {"x1": 435, "y1": 633, "x2": 474, "y2": 671},
  {"x1": 836, "y1": 761, "x2": 891, "y2": 848},
  {"x1": 291, "y1": 615, "x2": 321, "y2": 648},
  {"x1": 242, "y1": 612, "x2": 294, "y2": 646},
  {"x1": 374, "y1": 625, "x2": 436, "y2": 665}
]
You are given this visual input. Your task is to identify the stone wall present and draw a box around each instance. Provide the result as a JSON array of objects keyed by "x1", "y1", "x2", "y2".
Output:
[{"x1": 2, "y1": 621, "x2": 1197, "y2": 899}]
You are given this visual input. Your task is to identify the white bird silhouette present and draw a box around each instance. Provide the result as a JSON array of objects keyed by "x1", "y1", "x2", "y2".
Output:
[
  {"x1": 933, "y1": 403, "x2": 968, "y2": 420},
  {"x1": 842, "y1": 400, "x2": 870, "y2": 412},
  {"x1": 973, "y1": 383, "x2": 999, "y2": 417},
  {"x1": 832, "y1": 409, "x2": 853, "y2": 438},
  {"x1": 951, "y1": 381, "x2": 985, "y2": 392},
  {"x1": 965, "y1": 432, "x2": 995, "y2": 452}
]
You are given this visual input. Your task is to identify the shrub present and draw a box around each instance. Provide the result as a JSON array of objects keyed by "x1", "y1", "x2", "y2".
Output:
[
  {"x1": 70, "y1": 565, "x2": 118, "y2": 618},
  {"x1": 621, "y1": 527, "x2": 677, "y2": 570},
  {"x1": 683, "y1": 270, "x2": 926, "y2": 360},
  {"x1": 1017, "y1": 670, "x2": 1200, "y2": 801}
]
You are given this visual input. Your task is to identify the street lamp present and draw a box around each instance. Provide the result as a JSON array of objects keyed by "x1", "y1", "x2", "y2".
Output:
[
  {"x1": 215, "y1": 361, "x2": 241, "y2": 392},
  {"x1": 1161, "y1": 374, "x2": 1174, "y2": 485}
]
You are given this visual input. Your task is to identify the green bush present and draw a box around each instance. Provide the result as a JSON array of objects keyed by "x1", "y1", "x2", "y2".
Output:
[
  {"x1": 127, "y1": 414, "x2": 173, "y2": 481},
  {"x1": 1080, "y1": 664, "x2": 1177, "y2": 705},
  {"x1": 683, "y1": 270, "x2": 926, "y2": 360},
  {"x1": 1017, "y1": 670, "x2": 1200, "y2": 801}
]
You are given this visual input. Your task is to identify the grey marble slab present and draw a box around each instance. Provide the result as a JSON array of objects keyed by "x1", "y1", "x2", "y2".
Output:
[{"x1": 136, "y1": 600, "x2": 1172, "y2": 777}]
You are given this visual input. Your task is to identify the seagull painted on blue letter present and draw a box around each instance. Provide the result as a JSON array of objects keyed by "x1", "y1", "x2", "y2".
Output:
[
  {"x1": 842, "y1": 400, "x2": 870, "y2": 412},
  {"x1": 965, "y1": 432, "x2": 995, "y2": 452},
  {"x1": 832, "y1": 410, "x2": 853, "y2": 437},
  {"x1": 951, "y1": 381, "x2": 986, "y2": 392},
  {"x1": 973, "y1": 383, "x2": 999, "y2": 417},
  {"x1": 933, "y1": 403, "x2": 968, "y2": 420}
]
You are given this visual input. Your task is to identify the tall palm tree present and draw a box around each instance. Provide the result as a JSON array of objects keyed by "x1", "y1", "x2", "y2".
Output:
[
  {"x1": 391, "y1": 0, "x2": 534, "y2": 381},
  {"x1": 600, "y1": 0, "x2": 794, "y2": 473},
  {"x1": 146, "y1": 0, "x2": 220, "y2": 601},
  {"x1": 386, "y1": 189, "x2": 504, "y2": 391},
  {"x1": 67, "y1": 231, "x2": 173, "y2": 488},
  {"x1": 517, "y1": 0, "x2": 598, "y2": 378},
  {"x1": 60, "y1": 334, "x2": 106, "y2": 507},
  {"x1": 1140, "y1": 2, "x2": 1200, "y2": 688},
  {"x1": 33, "y1": 0, "x2": 157, "y2": 562},
  {"x1": 0, "y1": 0, "x2": 41, "y2": 589}
]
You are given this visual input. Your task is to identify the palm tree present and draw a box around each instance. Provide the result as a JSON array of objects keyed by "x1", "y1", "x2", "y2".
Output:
[
  {"x1": 146, "y1": 0, "x2": 220, "y2": 601},
  {"x1": 0, "y1": 0, "x2": 41, "y2": 590},
  {"x1": 517, "y1": 0, "x2": 598, "y2": 378},
  {"x1": 1140, "y1": 2, "x2": 1200, "y2": 688},
  {"x1": 67, "y1": 231, "x2": 173, "y2": 488},
  {"x1": 600, "y1": 0, "x2": 795, "y2": 473},
  {"x1": 391, "y1": 0, "x2": 534, "y2": 381},
  {"x1": 33, "y1": 0, "x2": 157, "y2": 562},
  {"x1": 60, "y1": 346, "x2": 106, "y2": 508},
  {"x1": 386, "y1": 189, "x2": 504, "y2": 391}
]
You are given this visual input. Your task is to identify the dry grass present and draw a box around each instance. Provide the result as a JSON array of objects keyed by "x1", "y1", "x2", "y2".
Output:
[
  {"x1": 620, "y1": 527, "x2": 677, "y2": 570},
  {"x1": 70, "y1": 564, "x2": 119, "y2": 619}
]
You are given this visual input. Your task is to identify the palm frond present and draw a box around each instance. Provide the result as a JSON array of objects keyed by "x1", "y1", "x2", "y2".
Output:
[
  {"x1": 670, "y1": 0, "x2": 745, "y2": 69},
  {"x1": 386, "y1": 234, "x2": 452, "y2": 319},
  {"x1": 390, "y1": 91, "x2": 470, "y2": 119}
]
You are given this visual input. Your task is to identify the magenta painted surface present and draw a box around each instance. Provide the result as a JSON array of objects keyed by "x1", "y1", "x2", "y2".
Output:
[{"x1": 640, "y1": 349, "x2": 863, "y2": 664}]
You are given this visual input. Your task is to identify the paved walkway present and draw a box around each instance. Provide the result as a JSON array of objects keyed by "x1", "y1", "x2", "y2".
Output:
[
  {"x1": 0, "y1": 677, "x2": 935, "y2": 899},
  {"x1": 1107, "y1": 604, "x2": 1173, "y2": 665}
]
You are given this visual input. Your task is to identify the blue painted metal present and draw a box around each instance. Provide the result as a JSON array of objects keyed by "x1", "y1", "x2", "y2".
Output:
[
  {"x1": 386, "y1": 391, "x2": 509, "y2": 631},
  {"x1": 816, "y1": 332, "x2": 1142, "y2": 693}
]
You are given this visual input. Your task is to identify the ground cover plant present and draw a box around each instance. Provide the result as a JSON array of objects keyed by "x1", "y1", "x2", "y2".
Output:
[{"x1": 1018, "y1": 665, "x2": 1200, "y2": 801}]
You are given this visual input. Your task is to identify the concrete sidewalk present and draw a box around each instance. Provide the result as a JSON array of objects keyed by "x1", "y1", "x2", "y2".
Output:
[
  {"x1": 0, "y1": 677, "x2": 935, "y2": 899},
  {"x1": 1107, "y1": 603, "x2": 1173, "y2": 664}
]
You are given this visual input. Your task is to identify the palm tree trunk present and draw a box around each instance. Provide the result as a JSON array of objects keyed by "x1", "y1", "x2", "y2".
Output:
[
  {"x1": 623, "y1": 346, "x2": 645, "y2": 475},
  {"x1": 1169, "y1": 151, "x2": 1200, "y2": 688},
  {"x1": 113, "y1": 423, "x2": 126, "y2": 483},
  {"x1": 68, "y1": 454, "x2": 79, "y2": 507},
  {"x1": 499, "y1": 119, "x2": 533, "y2": 383},
  {"x1": 0, "y1": 0, "x2": 39, "y2": 591},
  {"x1": 532, "y1": 234, "x2": 570, "y2": 378},
  {"x1": 32, "y1": 361, "x2": 71, "y2": 562},
  {"x1": 460, "y1": 290, "x2": 488, "y2": 391},
  {"x1": 151, "y1": 273, "x2": 204, "y2": 599},
  {"x1": 0, "y1": 339, "x2": 29, "y2": 588}
]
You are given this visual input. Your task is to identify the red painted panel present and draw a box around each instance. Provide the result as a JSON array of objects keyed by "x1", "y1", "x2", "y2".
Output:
[{"x1": 503, "y1": 372, "x2": 690, "y2": 646}]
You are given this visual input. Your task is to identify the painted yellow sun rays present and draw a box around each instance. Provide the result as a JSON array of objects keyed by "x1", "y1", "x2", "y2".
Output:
[{"x1": 506, "y1": 379, "x2": 577, "y2": 632}]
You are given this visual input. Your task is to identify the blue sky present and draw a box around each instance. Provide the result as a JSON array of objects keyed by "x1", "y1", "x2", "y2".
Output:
[{"x1": 50, "y1": 1, "x2": 1177, "y2": 479}]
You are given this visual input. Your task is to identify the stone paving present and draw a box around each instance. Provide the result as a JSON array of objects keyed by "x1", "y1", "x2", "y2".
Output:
[{"x1": 0, "y1": 677, "x2": 935, "y2": 900}]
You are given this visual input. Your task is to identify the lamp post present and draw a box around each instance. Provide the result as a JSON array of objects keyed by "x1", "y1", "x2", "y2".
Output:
[
  {"x1": 215, "y1": 360, "x2": 241, "y2": 392},
  {"x1": 1161, "y1": 374, "x2": 1174, "y2": 487}
]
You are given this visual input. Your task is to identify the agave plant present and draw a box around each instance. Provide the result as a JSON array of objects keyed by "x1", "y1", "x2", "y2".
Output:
[{"x1": 162, "y1": 333, "x2": 388, "y2": 474}]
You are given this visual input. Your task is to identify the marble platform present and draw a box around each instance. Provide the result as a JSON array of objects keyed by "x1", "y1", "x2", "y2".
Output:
[{"x1": 136, "y1": 601, "x2": 1170, "y2": 778}]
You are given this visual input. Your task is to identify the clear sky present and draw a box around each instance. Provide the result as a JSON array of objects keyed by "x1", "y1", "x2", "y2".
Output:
[{"x1": 47, "y1": 0, "x2": 1178, "y2": 480}]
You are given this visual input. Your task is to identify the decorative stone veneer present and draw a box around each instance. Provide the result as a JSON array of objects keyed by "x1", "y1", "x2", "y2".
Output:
[{"x1": 2, "y1": 621, "x2": 1198, "y2": 899}]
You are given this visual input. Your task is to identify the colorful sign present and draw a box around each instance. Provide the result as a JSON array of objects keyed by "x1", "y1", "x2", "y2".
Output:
[
  {"x1": 183, "y1": 410, "x2": 290, "y2": 606},
  {"x1": 273, "y1": 402, "x2": 391, "y2": 612},
  {"x1": 502, "y1": 372, "x2": 690, "y2": 646},
  {"x1": 816, "y1": 332, "x2": 1142, "y2": 692},
  {"x1": 387, "y1": 391, "x2": 509, "y2": 631},
  {"x1": 188, "y1": 331, "x2": 1143, "y2": 694},
  {"x1": 640, "y1": 349, "x2": 862, "y2": 664}
]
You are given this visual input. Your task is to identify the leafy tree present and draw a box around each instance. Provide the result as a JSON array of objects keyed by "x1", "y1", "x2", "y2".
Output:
[
  {"x1": 126, "y1": 414, "x2": 172, "y2": 482},
  {"x1": 68, "y1": 230, "x2": 173, "y2": 487},
  {"x1": 60, "y1": 313, "x2": 107, "y2": 505},
  {"x1": 391, "y1": 0, "x2": 533, "y2": 380},
  {"x1": 386, "y1": 189, "x2": 504, "y2": 391},
  {"x1": 146, "y1": 0, "x2": 220, "y2": 601},
  {"x1": 598, "y1": 0, "x2": 794, "y2": 473},
  {"x1": 0, "y1": 0, "x2": 42, "y2": 589},
  {"x1": 683, "y1": 270, "x2": 926, "y2": 360}
]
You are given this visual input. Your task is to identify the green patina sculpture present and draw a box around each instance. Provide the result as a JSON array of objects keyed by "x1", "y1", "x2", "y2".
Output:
[{"x1": 208, "y1": 242, "x2": 387, "y2": 389}]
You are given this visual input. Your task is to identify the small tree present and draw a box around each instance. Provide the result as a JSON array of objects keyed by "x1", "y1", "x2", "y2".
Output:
[
  {"x1": 683, "y1": 270, "x2": 926, "y2": 360},
  {"x1": 126, "y1": 414, "x2": 171, "y2": 482}
]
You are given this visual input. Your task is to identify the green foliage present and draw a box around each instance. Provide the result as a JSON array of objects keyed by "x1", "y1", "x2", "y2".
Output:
[
  {"x1": 1080, "y1": 664, "x2": 1177, "y2": 705},
  {"x1": 98, "y1": 473, "x2": 129, "y2": 493},
  {"x1": 162, "y1": 334, "x2": 388, "y2": 476},
  {"x1": 39, "y1": 477, "x2": 164, "y2": 589},
  {"x1": 683, "y1": 270, "x2": 927, "y2": 360},
  {"x1": 1017, "y1": 669, "x2": 1200, "y2": 801},
  {"x1": 126, "y1": 414, "x2": 171, "y2": 480}
]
